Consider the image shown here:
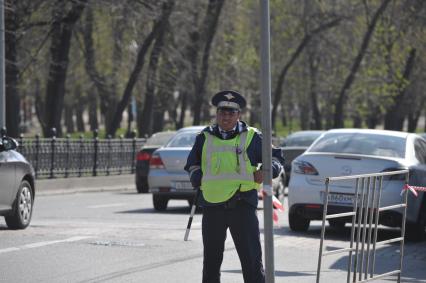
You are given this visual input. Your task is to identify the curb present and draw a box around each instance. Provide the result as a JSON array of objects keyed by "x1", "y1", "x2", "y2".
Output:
[{"x1": 35, "y1": 174, "x2": 136, "y2": 196}]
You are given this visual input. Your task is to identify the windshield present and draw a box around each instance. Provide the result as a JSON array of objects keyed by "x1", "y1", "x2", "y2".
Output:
[
  {"x1": 145, "y1": 132, "x2": 176, "y2": 146},
  {"x1": 166, "y1": 131, "x2": 197, "y2": 148},
  {"x1": 308, "y1": 132, "x2": 406, "y2": 158}
]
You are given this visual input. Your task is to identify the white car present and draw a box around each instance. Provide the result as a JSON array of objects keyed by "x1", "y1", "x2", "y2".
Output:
[{"x1": 288, "y1": 129, "x2": 426, "y2": 241}]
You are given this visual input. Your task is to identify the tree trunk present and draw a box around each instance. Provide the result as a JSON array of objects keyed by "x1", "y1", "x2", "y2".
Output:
[
  {"x1": 384, "y1": 48, "x2": 417, "y2": 130},
  {"x1": 136, "y1": 98, "x2": 145, "y2": 138},
  {"x1": 88, "y1": 87, "x2": 98, "y2": 132},
  {"x1": 191, "y1": 0, "x2": 225, "y2": 125},
  {"x1": 333, "y1": 0, "x2": 391, "y2": 128},
  {"x1": 407, "y1": 108, "x2": 422, "y2": 133},
  {"x1": 272, "y1": 18, "x2": 341, "y2": 129},
  {"x1": 43, "y1": 1, "x2": 87, "y2": 137},
  {"x1": 64, "y1": 104, "x2": 74, "y2": 134},
  {"x1": 125, "y1": 103, "x2": 134, "y2": 138},
  {"x1": 138, "y1": 1, "x2": 173, "y2": 137},
  {"x1": 107, "y1": 0, "x2": 175, "y2": 137},
  {"x1": 352, "y1": 114, "x2": 362, "y2": 128},
  {"x1": 5, "y1": 0, "x2": 20, "y2": 137},
  {"x1": 82, "y1": 5, "x2": 117, "y2": 131},
  {"x1": 152, "y1": 111, "x2": 165, "y2": 133},
  {"x1": 34, "y1": 79, "x2": 45, "y2": 132},
  {"x1": 308, "y1": 51, "x2": 322, "y2": 130},
  {"x1": 299, "y1": 103, "x2": 310, "y2": 130},
  {"x1": 177, "y1": 91, "x2": 188, "y2": 129}
]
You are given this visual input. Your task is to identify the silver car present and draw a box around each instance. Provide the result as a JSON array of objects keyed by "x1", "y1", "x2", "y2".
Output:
[
  {"x1": 0, "y1": 136, "x2": 35, "y2": 229},
  {"x1": 288, "y1": 129, "x2": 426, "y2": 241},
  {"x1": 148, "y1": 126, "x2": 205, "y2": 210}
]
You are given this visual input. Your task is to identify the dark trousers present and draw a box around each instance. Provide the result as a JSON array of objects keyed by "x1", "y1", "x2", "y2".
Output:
[{"x1": 202, "y1": 200, "x2": 265, "y2": 283}]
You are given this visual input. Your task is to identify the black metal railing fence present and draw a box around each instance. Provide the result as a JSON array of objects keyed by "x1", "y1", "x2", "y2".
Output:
[{"x1": 16, "y1": 130, "x2": 146, "y2": 179}]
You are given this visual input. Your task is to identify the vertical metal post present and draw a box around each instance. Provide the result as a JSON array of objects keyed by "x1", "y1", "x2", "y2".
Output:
[
  {"x1": 316, "y1": 178, "x2": 331, "y2": 283},
  {"x1": 359, "y1": 177, "x2": 371, "y2": 281},
  {"x1": 35, "y1": 133, "x2": 40, "y2": 179},
  {"x1": 371, "y1": 176, "x2": 383, "y2": 277},
  {"x1": 107, "y1": 134, "x2": 111, "y2": 176},
  {"x1": 259, "y1": 0, "x2": 274, "y2": 282},
  {"x1": 131, "y1": 130, "x2": 137, "y2": 174},
  {"x1": 65, "y1": 134, "x2": 70, "y2": 178},
  {"x1": 78, "y1": 134, "x2": 83, "y2": 177},
  {"x1": 347, "y1": 178, "x2": 360, "y2": 283},
  {"x1": 119, "y1": 135, "x2": 124, "y2": 175},
  {"x1": 92, "y1": 129, "x2": 98, "y2": 176},
  {"x1": 49, "y1": 128, "x2": 56, "y2": 179},
  {"x1": 353, "y1": 177, "x2": 366, "y2": 282},
  {"x1": 398, "y1": 172, "x2": 410, "y2": 283},
  {"x1": 365, "y1": 177, "x2": 377, "y2": 278},
  {"x1": 0, "y1": 1, "x2": 5, "y2": 130}
]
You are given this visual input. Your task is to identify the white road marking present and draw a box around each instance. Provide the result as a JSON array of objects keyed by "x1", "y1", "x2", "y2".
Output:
[
  {"x1": 87, "y1": 203, "x2": 126, "y2": 209},
  {"x1": 0, "y1": 236, "x2": 91, "y2": 255}
]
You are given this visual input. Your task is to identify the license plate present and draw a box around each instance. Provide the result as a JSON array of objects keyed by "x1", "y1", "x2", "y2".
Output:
[
  {"x1": 171, "y1": 181, "x2": 193, "y2": 190},
  {"x1": 320, "y1": 192, "x2": 356, "y2": 206}
]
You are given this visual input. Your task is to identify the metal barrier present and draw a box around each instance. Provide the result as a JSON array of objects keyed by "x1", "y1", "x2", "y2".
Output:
[
  {"x1": 15, "y1": 129, "x2": 146, "y2": 179},
  {"x1": 316, "y1": 170, "x2": 409, "y2": 283}
]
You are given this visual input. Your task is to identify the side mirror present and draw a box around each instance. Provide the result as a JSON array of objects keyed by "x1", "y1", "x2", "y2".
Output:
[{"x1": 1, "y1": 137, "x2": 18, "y2": 151}]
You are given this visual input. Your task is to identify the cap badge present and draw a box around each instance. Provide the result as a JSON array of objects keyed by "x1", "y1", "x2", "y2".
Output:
[{"x1": 224, "y1": 93, "x2": 235, "y2": 100}]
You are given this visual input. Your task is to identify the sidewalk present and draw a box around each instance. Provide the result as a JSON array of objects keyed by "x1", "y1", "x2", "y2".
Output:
[{"x1": 35, "y1": 174, "x2": 136, "y2": 196}]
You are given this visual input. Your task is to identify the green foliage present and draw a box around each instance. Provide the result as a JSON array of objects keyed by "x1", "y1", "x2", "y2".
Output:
[{"x1": 10, "y1": 0, "x2": 426, "y2": 137}]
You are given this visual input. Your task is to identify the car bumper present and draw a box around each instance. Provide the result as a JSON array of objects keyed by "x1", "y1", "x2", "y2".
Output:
[
  {"x1": 289, "y1": 203, "x2": 409, "y2": 228},
  {"x1": 288, "y1": 175, "x2": 420, "y2": 223},
  {"x1": 148, "y1": 169, "x2": 195, "y2": 199}
]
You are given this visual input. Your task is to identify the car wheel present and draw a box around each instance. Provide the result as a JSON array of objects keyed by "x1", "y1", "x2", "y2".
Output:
[
  {"x1": 328, "y1": 219, "x2": 346, "y2": 229},
  {"x1": 289, "y1": 212, "x2": 310, "y2": 232},
  {"x1": 153, "y1": 194, "x2": 168, "y2": 211},
  {"x1": 136, "y1": 177, "x2": 149, "y2": 194},
  {"x1": 5, "y1": 180, "x2": 33, "y2": 230}
]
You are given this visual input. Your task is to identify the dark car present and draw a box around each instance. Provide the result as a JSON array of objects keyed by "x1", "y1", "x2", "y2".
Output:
[
  {"x1": 135, "y1": 131, "x2": 176, "y2": 193},
  {"x1": 0, "y1": 136, "x2": 35, "y2": 229},
  {"x1": 281, "y1": 130, "x2": 325, "y2": 185}
]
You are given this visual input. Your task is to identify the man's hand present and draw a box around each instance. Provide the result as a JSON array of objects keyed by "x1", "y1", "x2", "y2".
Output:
[{"x1": 253, "y1": 170, "x2": 263, "y2": 184}]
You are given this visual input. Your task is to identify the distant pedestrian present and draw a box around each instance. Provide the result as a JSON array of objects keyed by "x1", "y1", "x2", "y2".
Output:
[{"x1": 185, "y1": 90, "x2": 284, "y2": 283}]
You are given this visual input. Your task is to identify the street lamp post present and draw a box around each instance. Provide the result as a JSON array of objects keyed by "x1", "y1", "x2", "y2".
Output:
[
  {"x1": 0, "y1": 0, "x2": 5, "y2": 131},
  {"x1": 259, "y1": 0, "x2": 275, "y2": 282}
]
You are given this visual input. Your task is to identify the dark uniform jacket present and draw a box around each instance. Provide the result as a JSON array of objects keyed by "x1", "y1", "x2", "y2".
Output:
[{"x1": 184, "y1": 121, "x2": 284, "y2": 208}]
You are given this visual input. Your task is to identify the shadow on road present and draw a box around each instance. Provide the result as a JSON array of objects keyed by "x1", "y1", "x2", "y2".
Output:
[
  {"x1": 272, "y1": 223, "x2": 404, "y2": 243},
  {"x1": 115, "y1": 206, "x2": 202, "y2": 215},
  {"x1": 222, "y1": 269, "x2": 315, "y2": 278}
]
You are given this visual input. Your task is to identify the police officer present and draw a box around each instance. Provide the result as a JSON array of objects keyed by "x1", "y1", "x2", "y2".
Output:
[{"x1": 185, "y1": 90, "x2": 284, "y2": 283}]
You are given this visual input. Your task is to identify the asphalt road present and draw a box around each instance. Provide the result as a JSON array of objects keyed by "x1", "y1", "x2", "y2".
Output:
[{"x1": 0, "y1": 186, "x2": 425, "y2": 282}]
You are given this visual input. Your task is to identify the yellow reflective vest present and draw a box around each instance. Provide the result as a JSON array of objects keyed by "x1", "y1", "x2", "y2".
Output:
[{"x1": 201, "y1": 127, "x2": 260, "y2": 203}]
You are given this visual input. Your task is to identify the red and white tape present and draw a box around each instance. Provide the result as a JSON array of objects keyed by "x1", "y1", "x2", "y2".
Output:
[
  {"x1": 260, "y1": 188, "x2": 285, "y2": 224},
  {"x1": 401, "y1": 184, "x2": 426, "y2": 197}
]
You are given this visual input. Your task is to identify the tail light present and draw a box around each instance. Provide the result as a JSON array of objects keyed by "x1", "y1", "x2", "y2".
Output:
[
  {"x1": 136, "y1": 151, "x2": 151, "y2": 161},
  {"x1": 149, "y1": 154, "x2": 165, "y2": 169},
  {"x1": 293, "y1": 160, "x2": 319, "y2": 175}
]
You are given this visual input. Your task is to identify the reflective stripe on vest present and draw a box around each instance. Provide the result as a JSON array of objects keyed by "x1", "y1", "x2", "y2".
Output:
[
  {"x1": 201, "y1": 127, "x2": 259, "y2": 203},
  {"x1": 204, "y1": 131, "x2": 250, "y2": 180}
]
